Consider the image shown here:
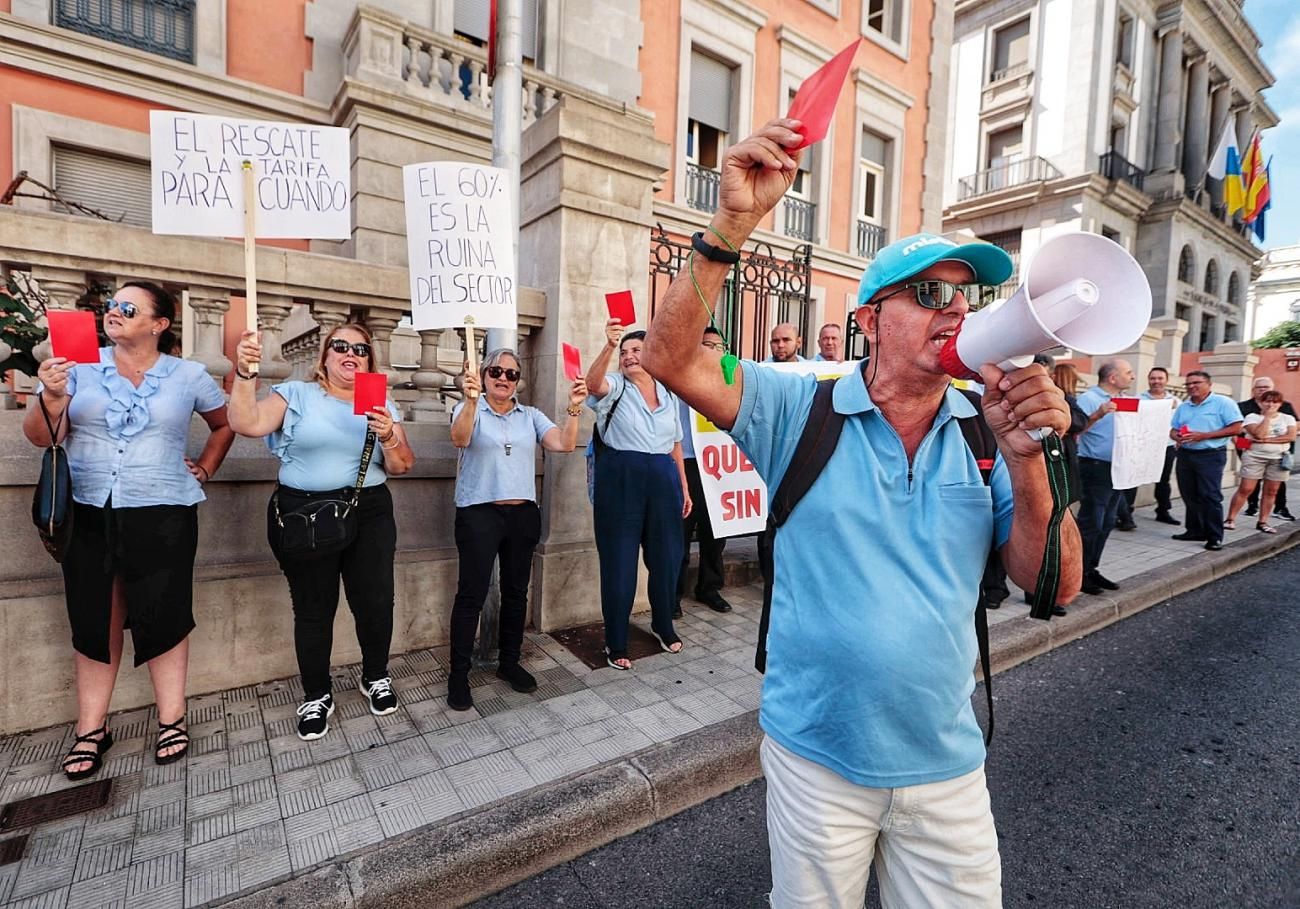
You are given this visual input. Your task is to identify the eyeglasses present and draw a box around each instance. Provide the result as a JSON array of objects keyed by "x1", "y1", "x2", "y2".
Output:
[
  {"x1": 327, "y1": 339, "x2": 372, "y2": 358},
  {"x1": 485, "y1": 366, "x2": 521, "y2": 382},
  {"x1": 873, "y1": 281, "x2": 996, "y2": 311},
  {"x1": 105, "y1": 298, "x2": 144, "y2": 319},
  {"x1": 702, "y1": 340, "x2": 727, "y2": 351}
]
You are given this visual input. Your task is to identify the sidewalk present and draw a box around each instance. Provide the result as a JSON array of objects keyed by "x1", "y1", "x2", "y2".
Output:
[{"x1": 0, "y1": 481, "x2": 1296, "y2": 909}]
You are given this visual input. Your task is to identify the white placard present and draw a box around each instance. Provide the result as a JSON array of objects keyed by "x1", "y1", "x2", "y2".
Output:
[
  {"x1": 403, "y1": 162, "x2": 517, "y2": 331},
  {"x1": 691, "y1": 359, "x2": 861, "y2": 538},
  {"x1": 150, "y1": 112, "x2": 350, "y2": 239},
  {"x1": 1112, "y1": 399, "x2": 1177, "y2": 489}
]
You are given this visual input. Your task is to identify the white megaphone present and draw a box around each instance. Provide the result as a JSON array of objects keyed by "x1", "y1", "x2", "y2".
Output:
[{"x1": 939, "y1": 231, "x2": 1152, "y2": 382}]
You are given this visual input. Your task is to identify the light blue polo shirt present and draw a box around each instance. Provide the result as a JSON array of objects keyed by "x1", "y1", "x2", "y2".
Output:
[
  {"x1": 268, "y1": 381, "x2": 401, "y2": 491},
  {"x1": 1172, "y1": 394, "x2": 1243, "y2": 450},
  {"x1": 1076, "y1": 385, "x2": 1119, "y2": 461},
  {"x1": 730, "y1": 361, "x2": 1014, "y2": 788},
  {"x1": 587, "y1": 373, "x2": 682, "y2": 454},
  {"x1": 678, "y1": 398, "x2": 697, "y2": 459},
  {"x1": 451, "y1": 397, "x2": 555, "y2": 506},
  {"x1": 1141, "y1": 391, "x2": 1177, "y2": 447}
]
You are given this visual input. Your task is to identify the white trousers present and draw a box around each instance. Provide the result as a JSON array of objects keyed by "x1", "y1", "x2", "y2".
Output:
[{"x1": 763, "y1": 736, "x2": 1002, "y2": 909}]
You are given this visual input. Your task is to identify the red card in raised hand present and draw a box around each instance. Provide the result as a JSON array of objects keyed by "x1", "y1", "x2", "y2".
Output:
[
  {"x1": 605, "y1": 290, "x2": 635, "y2": 326},
  {"x1": 47, "y1": 310, "x2": 101, "y2": 365},
  {"x1": 1112, "y1": 397, "x2": 1140, "y2": 412},
  {"x1": 562, "y1": 342, "x2": 582, "y2": 381},
  {"x1": 787, "y1": 38, "x2": 862, "y2": 150},
  {"x1": 353, "y1": 372, "x2": 388, "y2": 416}
]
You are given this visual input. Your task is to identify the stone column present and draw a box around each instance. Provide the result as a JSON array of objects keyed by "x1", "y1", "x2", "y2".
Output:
[
  {"x1": 519, "y1": 94, "x2": 670, "y2": 633},
  {"x1": 363, "y1": 308, "x2": 404, "y2": 388},
  {"x1": 1149, "y1": 316, "x2": 1189, "y2": 376},
  {"x1": 1200, "y1": 342, "x2": 1257, "y2": 401},
  {"x1": 1181, "y1": 56, "x2": 1210, "y2": 196},
  {"x1": 409, "y1": 329, "x2": 446, "y2": 421},
  {"x1": 29, "y1": 266, "x2": 86, "y2": 362},
  {"x1": 309, "y1": 300, "x2": 352, "y2": 338},
  {"x1": 1120, "y1": 326, "x2": 1162, "y2": 383},
  {"x1": 1207, "y1": 84, "x2": 1231, "y2": 209},
  {"x1": 1152, "y1": 30, "x2": 1184, "y2": 174},
  {"x1": 253, "y1": 294, "x2": 295, "y2": 383},
  {"x1": 1185, "y1": 307, "x2": 1204, "y2": 354},
  {"x1": 187, "y1": 287, "x2": 233, "y2": 381}
]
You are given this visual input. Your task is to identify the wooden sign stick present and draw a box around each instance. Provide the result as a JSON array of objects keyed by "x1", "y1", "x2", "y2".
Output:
[
  {"x1": 464, "y1": 315, "x2": 478, "y2": 398},
  {"x1": 242, "y1": 160, "x2": 259, "y2": 376}
]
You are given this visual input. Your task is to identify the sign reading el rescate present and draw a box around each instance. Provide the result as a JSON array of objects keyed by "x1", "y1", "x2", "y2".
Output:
[{"x1": 150, "y1": 111, "x2": 351, "y2": 239}]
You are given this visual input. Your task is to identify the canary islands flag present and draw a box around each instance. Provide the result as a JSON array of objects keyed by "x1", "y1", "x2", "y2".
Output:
[{"x1": 1218, "y1": 126, "x2": 1246, "y2": 216}]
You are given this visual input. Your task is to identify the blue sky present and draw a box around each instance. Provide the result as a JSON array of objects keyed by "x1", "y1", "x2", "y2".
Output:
[{"x1": 1250, "y1": 0, "x2": 1297, "y2": 249}]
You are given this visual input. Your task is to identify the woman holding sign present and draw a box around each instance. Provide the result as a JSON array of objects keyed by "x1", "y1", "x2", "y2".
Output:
[
  {"x1": 24, "y1": 281, "x2": 234, "y2": 778},
  {"x1": 587, "y1": 320, "x2": 692, "y2": 671},
  {"x1": 228, "y1": 324, "x2": 414, "y2": 741},
  {"x1": 445, "y1": 349, "x2": 587, "y2": 711}
]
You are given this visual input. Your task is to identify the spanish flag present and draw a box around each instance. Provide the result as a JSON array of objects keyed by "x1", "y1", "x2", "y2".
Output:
[
  {"x1": 1242, "y1": 132, "x2": 1267, "y2": 222},
  {"x1": 1251, "y1": 158, "x2": 1271, "y2": 242}
]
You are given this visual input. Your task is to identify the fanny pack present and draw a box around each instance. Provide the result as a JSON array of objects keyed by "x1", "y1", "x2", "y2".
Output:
[{"x1": 269, "y1": 431, "x2": 375, "y2": 560}]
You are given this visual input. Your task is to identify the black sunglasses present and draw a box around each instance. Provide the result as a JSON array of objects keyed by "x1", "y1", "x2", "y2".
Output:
[
  {"x1": 874, "y1": 281, "x2": 996, "y2": 311},
  {"x1": 106, "y1": 298, "x2": 146, "y2": 319},
  {"x1": 327, "y1": 338, "x2": 372, "y2": 358},
  {"x1": 486, "y1": 365, "x2": 521, "y2": 382}
]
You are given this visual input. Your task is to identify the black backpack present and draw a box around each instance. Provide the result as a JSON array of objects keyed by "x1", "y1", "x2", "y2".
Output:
[{"x1": 755, "y1": 381, "x2": 1004, "y2": 743}]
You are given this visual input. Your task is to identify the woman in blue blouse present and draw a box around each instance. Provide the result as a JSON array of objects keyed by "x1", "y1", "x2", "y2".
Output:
[
  {"x1": 445, "y1": 349, "x2": 587, "y2": 711},
  {"x1": 586, "y1": 320, "x2": 692, "y2": 670},
  {"x1": 228, "y1": 324, "x2": 414, "y2": 740},
  {"x1": 25, "y1": 282, "x2": 234, "y2": 778}
]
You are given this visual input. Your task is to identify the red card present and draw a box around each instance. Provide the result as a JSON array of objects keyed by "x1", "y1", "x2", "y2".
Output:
[
  {"x1": 562, "y1": 342, "x2": 582, "y2": 381},
  {"x1": 787, "y1": 39, "x2": 862, "y2": 150},
  {"x1": 47, "y1": 310, "x2": 101, "y2": 365},
  {"x1": 605, "y1": 290, "x2": 636, "y2": 326},
  {"x1": 353, "y1": 372, "x2": 388, "y2": 416},
  {"x1": 1112, "y1": 397, "x2": 1139, "y2": 412}
]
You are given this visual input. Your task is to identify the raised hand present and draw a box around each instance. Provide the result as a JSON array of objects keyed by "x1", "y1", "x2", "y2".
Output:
[{"x1": 713, "y1": 118, "x2": 804, "y2": 240}]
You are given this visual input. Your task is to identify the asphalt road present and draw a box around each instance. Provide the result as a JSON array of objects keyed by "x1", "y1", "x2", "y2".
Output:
[{"x1": 472, "y1": 545, "x2": 1300, "y2": 909}]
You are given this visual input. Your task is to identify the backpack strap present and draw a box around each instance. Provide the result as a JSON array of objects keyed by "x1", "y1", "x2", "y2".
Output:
[
  {"x1": 956, "y1": 389, "x2": 999, "y2": 745},
  {"x1": 593, "y1": 378, "x2": 628, "y2": 452},
  {"x1": 756, "y1": 379, "x2": 844, "y2": 673}
]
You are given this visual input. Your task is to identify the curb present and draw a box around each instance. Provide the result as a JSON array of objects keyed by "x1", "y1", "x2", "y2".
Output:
[{"x1": 216, "y1": 526, "x2": 1299, "y2": 909}]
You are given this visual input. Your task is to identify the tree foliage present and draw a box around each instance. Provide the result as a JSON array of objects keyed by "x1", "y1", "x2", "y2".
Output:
[{"x1": 1251, "y1": 320, "x2": 1300, "y2": 349}]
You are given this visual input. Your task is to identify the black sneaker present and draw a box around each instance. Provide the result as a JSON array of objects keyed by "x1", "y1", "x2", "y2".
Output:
[
  {"x1": 1244, "y1": 506, "x2": 1258, "y2": 517},
  {"x1": 496, "y1": 663, "x2": 538, "y2": 693},
  {"x1": 448, "y1": 673, "x2": 473, "y2": 712},
  {"x1": 1276, "y1": 510, "x2": 1295, "y2": 522},
  {"x1": 1090, "y1": 571, "x2": 1120, "y2": 591},
  {"x1": 296, "y1": 694, "x2": 334, "y2": 741},
  {"x1": 360, "y1": 676, "x2": 398, "y2": 716},
  {"x1": 1154, "y1": 512, "x2": 1181, "y2": 525}
]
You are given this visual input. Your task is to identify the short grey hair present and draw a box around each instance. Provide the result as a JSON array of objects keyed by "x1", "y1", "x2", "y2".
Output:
[{"x1": 479, "y1": 348, "x2": 524, "y2": 392}]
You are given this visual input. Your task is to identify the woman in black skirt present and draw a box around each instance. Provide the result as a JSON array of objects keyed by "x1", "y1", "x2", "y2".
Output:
[{"x1": 24, "y1": 282, "x2": 234, "y2": 778}]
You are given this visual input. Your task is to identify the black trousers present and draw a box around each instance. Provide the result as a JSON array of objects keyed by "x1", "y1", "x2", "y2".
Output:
[
  {"x1": 1077, "y1": 457, "x2": 1121, "y2": 575},
  {"x1": 450, "y1": 502, "x2": 542, "y2": 676},
  {"x1": 679, "y1": 458, "x2": 726, "y2": 599},
  {"x1": 1176, "y1": 448, "x2": 1228, "y2": 543},
  {"x1": 1155, "y1": 446, "x2": 1177, "y2": 514},
  {"x1": 270, "y1": 484, "x2": 396, "y2": 699}
]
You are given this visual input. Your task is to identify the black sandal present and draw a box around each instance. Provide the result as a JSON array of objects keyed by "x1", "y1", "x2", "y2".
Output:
[
  {"x1": 154, "y1": 717, "x2": 189, "y2": 765},
  {"x1": 604, "y1": 647, "x2": 632, "y2": 671},
  {"x1": 62, "y1": 725, "x2": 113, "y2": 781}
]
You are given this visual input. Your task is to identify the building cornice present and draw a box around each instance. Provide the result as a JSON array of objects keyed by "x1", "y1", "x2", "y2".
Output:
[
  {"x1": 1140, "y1": 193, "x2": 1264, "y2": 262},
  {"x1": 0, "y1": 13, "x2": 329, "y2": 123},
  {"x1": 686, "y1": 0, "x2": 768, "y2": 33},
  {"x1": 853, "y1": 68, "x2": 916, "y2": 110},
  {"x1": 1161, "y1": 0, "x2": 1275, "y2": 95},
  {"x1": 775, "y1": 25, "x2": 834, "y2": 65}
]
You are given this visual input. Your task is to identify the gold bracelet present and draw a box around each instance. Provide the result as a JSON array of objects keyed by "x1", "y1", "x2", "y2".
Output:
[
  {"x1": 382, "y1": 438, "x2": 401, "y2": 450},
  {"x1": 566, "y1": 406, "x2": 583, "y2": 417}
]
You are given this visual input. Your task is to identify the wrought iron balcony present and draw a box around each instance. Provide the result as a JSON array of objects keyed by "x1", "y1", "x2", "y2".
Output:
[
  {"x1": 55, "y1": 0, "x2": 196, "y2": 64},
  {"x1": 956, "y1": 156, "x2": 1061, "y2": 201},
  {"x1": 856, "y1": 220, "x2": 887, "y2": 258},
  {"x1": 1099, "y1": 150, "x2": 1146, "y2": 192},
  {"x1": 686, "y1": 162, "x2": 721, "y2": 213},
  {"x1": 783, "y1": 197, "x2": 816, "y2": 242}
]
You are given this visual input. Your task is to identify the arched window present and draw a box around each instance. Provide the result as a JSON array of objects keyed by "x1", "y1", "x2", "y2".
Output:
[
  {"x1": 1204, "y1": 259, "x2": 1219, "y2": 296},
  {"x1": 1227, "y1": 272, "x2": 1241, "y2": 308},
  {"x1": 1178, "y1": 245, "x2": 1195, "y2": 284}
]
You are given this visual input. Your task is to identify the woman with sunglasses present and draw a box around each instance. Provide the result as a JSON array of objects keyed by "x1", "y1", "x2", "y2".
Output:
[
  {"x1": 586, "y1": 320, "x2": 692, "y2": 671},
  {"x1": 228, "y1": 324, "x2": 414, "y2": 740},
  {"x1": 445, "y1": 349, "x2": 587, "y2": 710},
  {"x1": 25, "y1": 281, "x2": 234, "y2": 778}
]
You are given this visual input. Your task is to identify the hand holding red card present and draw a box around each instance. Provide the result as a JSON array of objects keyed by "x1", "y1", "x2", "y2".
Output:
[
  {"x1": 353, "y1": 372, "x2": 388, "y2": 416},
  {"x1": 47, "y1": 310, "x2": 101, "y2": 365},
  {"x1": 562, "y1": 343, "x2": 582, "y2": 381},
  {"x1": 1112, "y1": 397, "x2": 1140, "y2": 413},
  {"x1": 605, "y1": 290, "x2": 636, "y2": 327},
  {"x1": 786, "y1": 39, "x2": 861, "y2": 150}
]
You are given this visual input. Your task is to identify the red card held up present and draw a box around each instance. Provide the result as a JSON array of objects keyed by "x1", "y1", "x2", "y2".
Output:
[
  {"x1": 787, "y1": 39, "x2": 862, "y2": 150},
  {"x1": 562, "y1": 342, "x2": 582, "y2": 381},
  {"x1": 47, "y1": 310, "x2": 101, "y2": 365},
  {"x1": 605, "y1": 290, "x2": 636, "y2": 327},
  {"x1": 353, "y1": 372, "x2": 388, "y2": 416},
  {"x1": 1112, "y1": 397, "x2": 1140, "y2": 413}
]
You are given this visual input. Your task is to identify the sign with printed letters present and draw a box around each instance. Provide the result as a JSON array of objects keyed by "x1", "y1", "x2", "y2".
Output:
[
  {"x1": 150, "y1": 111, "x2": 350, "y2": 238},
  {"x1": 403, "y1": 162, "x2": 517, "y2": 332}
]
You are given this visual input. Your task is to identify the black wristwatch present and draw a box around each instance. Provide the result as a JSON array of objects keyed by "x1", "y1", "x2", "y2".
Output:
[{"x1": 691, "y1": 231, "x2": 741, "y2": 265}]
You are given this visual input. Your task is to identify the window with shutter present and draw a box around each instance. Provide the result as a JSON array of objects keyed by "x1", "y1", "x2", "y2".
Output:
[
  {"x1": 51, "y1": 146, "x2": 152, "y2": 228},
  {"x1": 689, "y1": 51, "x2": 734, "y2": 135},
  {"x1": 54, "y1": 0, "x2": 196, "y2": 64},
  {"x1": 990, "y1": 18, "x2": 1030, "y2": 81}
]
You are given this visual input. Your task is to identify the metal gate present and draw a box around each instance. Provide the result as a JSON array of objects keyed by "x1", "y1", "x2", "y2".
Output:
[{"x1": 647, "y1": 224, "x2": 813, "y2": 362}]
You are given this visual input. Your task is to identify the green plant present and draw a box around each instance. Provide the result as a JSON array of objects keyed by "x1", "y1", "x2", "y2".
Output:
[
  {"x1": 1251, "y1": 320, "x2": 1300, "y2": 349},
  {"x1": 0, "y1": 274, "x2": 49, "y2": 377}
]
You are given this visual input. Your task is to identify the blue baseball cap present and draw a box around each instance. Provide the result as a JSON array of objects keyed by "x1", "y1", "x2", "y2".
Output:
[{"x1": 856, "y1": 233, "x2": 1014, "y2": 309}]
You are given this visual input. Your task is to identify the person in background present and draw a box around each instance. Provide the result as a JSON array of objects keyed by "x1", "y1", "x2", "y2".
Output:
[
  {"x1": 1224, "y1": 390, "x2": 1296, "y2": 534},
  {"x1": 1238, "y1": 376, "x2": 1296, "y2": 521},
  {"x1": 586, "y1": 321, "x2": 692, "y2": 670},
  {"x1": 677, "y1": 327, "x2": 732, "y2": 618},
  {"x1": 814, "y1": 323, "x2": 844, "y2": 363},
  {"x1": 1170, "y1": 370, "x2": 1243, "y2": 552},
  {"x1": 1075, "y1": 358, "x2": 1135, "y2": 594},
  {"x1": 228, "y1": 324, "x2": 414, "y2": 740},
  {"x1": 1139, "y1": 367, "x2": 1181, "y2": 525},
  {"x1": 765, "y1": 322, "x2": 807, "y2": 363},
  {"x1": 25, "y1": 282, "x2": 234, "y2": 777}
]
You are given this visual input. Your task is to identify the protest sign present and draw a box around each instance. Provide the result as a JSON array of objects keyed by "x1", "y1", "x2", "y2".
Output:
[
  {"x1": 691, "y1": 359, "x2": 860, "y2": 537},
  {"x1": 150, "y1": 112, "x2": 350, "y2": 239},
  {"x1": 1112, "y1": 398, "x2": 1176, "y2": 488},
  {"x1": 403, "y1": 162, "x2": 517, "y2": 332}
]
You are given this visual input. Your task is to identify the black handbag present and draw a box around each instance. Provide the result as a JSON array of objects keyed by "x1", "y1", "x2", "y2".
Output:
[
  {"x1": 269, "y1": 431, "x2": 376, "y2": 560},
  {"x1": 31, "y1": 394, "x2": 74, "y2": 563}
]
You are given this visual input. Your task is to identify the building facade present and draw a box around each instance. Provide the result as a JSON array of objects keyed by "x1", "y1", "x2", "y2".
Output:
[
  {"x1": 1250, "y1": 243, "x2": 1300, "y2": 340},
  {"x1": 941, "y1": 0, "x2": 1275, "y2": 357}
]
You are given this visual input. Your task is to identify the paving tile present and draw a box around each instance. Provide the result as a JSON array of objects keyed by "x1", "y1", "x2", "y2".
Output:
[
  {"x1": 80, "y1": 815, "x2": 136, "y2": 848},
  {"x1": 375, "y1": 803, "x2": 425, "y2": 838},
  {"x1": 130, "y1": 827, "x2": 184, "y2": 864},
  {"x1": 483, "y1": 704, "x2": 564, "y2": 748},
  {"x1": 187, "y1": 788, "x2": 234, "y2": 821},
  {"x1": 6, "y1": 886, "x2": 70, "y2": 909},
  {"x1": 277, "y1": 785, "x2": 326, "y2": 817},
  {"x1": 185, "y1": 809, "x2": 235, "y2": 846},
  {"x1": 423, "y1": 720, "x2": 506, "y2": 770},
  {"x1": 282, "y1": 806, "x2": 333, "y2": 843},
  {"x1": 73, "y1": 837, "x2": 132, "y2": 882},
  {"x1": 624, "y1": 700, "x2": 705, "y2": 743},
  {"x1": 127, "y1": 853, "x2": 183, "y2": 897},
  {"x1": 136, "y1": 801, "x2": 186, "y2": 837},
  {"x1": 287, "y1": 829, "x2": 339, "y2": 872},
  {"x1": 333, "y1": 817, "x2": 384, "y2": 854},
  {"x1": 183, "y1": 865, "x2": 240, "y2": 906},
  {"x1": 67, "y1": 866, "x2": 129, "y2": 907}
]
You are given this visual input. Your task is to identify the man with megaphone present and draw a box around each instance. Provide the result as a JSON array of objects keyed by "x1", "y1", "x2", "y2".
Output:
[{"x1": 642, "y1": 117, "x2": 1082, "y2": 909}]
